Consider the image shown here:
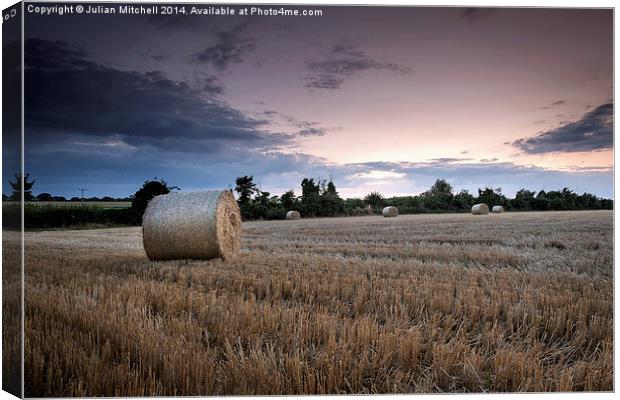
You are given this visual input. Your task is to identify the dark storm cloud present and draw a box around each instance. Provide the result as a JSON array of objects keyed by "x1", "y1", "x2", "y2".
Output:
[
  {"x1": 192, "y1": 20, "x2": 256, "y2": 72},
  {"x1": 201, "y1": 75, "x2": 225, "y2": 95},
  {"x1": 304, "y1": 41, "x2": 412, "y2": 90},
  {"x1": 25, "y1": 38, "x2": 290, "y2": 154},
  {"x1": 461, "y1": 8, "x2": 498, "y2": 24},
  {"x1": 22, "y1": 38, "x2": 347, "y2": 197},
  {"x1": 140, "y1": 47, "x2": 169, "y2": 62},
  {"x1": 3, "y1": 40, "x2": 21, "y2": 134},
  {"x1": 513, "y1": 103, "x2": 613, "y2": 154}
]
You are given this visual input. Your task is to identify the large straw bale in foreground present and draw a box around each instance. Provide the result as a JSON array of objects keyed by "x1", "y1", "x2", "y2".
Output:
[
  {"x1": 382, "y1": 206, "x2": 399, "y2": 217},
  {"x1": 285, "y1": 210, "x2": 301, "y2": 220},
  {"x1": 142, "y1": 190, "x2": 241, "y2": 261},
  {"x1": 471, "y1": 203, "x2": 489, "y2": 215},
  {"x1": 492, "y1": 205, "x2": 504, "y2": 213}
]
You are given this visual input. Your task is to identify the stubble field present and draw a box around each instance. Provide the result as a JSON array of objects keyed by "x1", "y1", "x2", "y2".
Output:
[{"x1": 10, "y1": 210, "x2": 613, "y2": 395}]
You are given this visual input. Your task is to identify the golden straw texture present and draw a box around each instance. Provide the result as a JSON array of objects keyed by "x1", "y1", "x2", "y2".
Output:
[
  {"x1": 382, "y1": 206, "x2": 399, "y2": 217},
  {"x1": 142, "y1": 190, "x2": 241, "y2": 260},
  {"x1": 286, "y1": 211, "x2": 301, "y2": 220},
  {"x1": 471, "y1": 203, "x2": 489, "y2": 215}
]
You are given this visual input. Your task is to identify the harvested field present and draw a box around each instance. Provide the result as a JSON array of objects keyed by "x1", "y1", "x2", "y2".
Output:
[{"x1": 12, "y1": 210, "x2": 613, "y2": 395}]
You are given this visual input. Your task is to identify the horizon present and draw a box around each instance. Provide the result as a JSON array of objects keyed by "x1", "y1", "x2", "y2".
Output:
[
  {"x1": 4, "y1": 174, "x2": 614, "y2": 201},
  {"x1": 3, "y1": 5, "x2": 613, "y2": 199}
]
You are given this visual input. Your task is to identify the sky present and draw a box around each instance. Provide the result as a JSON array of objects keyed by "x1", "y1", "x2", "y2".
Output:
[{"x1": 5, "y1": 4, "x2": 613, "y2": 199}]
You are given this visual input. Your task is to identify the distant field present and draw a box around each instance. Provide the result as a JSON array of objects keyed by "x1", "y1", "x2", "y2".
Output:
[
  {"x1": 5, "y1": 201, "x2": 132, "y2": 208},
  {"x1": 11, "y1": 210, "x2": 613, "y2": 395}
]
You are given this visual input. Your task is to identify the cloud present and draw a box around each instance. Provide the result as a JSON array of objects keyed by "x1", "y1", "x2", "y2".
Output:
[
  {"x1": 3, "y1": 39, "x2": 21, "y2": 135},
  {"x1": 192, "y1": 20, "x2": 255, "y2": 72},
  {"x1": 425, "y1": 157, "x2": 473, "y2": 164},
  {"x1": 304, "y1": 74, "x2": 345, "y2": 90},
  {"x1": 461, "y1": 8, "x2": 497, "y2": 24},
  {"x1": 200, "y1": 75, "x2": 225, "y2": 95},
  {"x1": 354, "y1": 170, "x2": 406, "y2": 180},
  {"x1": 541, "y1": 100, "x2": 567, "y2": 109},
  {"x1": 513, "y1": 103, "x2": 613, "y2": 154},
  {"x1": 24, "y1": 38, "x2": 291, "y2": 156},
  {"x1": 256, "y1": 110, "x2": 332, "y2": 138},
  {"x1": 285, "y1": 117, "x2": 328, "y2": 137},
  {"x1": 329, "y1": 159, "x2": 612, "y2": 199},
  {"x1": 141, "y1": 47, "x2": 169, "y2": 62},
  {"x1": 20, "y1": 38, "x2": 346, "y2": 197},
  {"x1": 3, "y1": 37, "x2": 22, "y2": 188},
  {"x1": 304, "y1": 41, "x2": 412, "y2": 90}
]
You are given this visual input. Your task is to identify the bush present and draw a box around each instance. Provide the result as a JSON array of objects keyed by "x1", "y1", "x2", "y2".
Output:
[
  {"x1": 22, "y1": 205, "x2": 140, "y2": 229},
  {"x1": 131, "y1": 178, "x2": 178, "y2": 219}
]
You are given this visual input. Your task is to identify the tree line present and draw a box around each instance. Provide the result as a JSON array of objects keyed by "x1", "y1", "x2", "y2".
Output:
[
  {"x1": 2, "y1": 173, "x2": 132, "y2": 202},
  {"x1": 3, "y1": 173, "x2": 613, "y2": 229},
  {"x1": 233, "y1": 175, "x2": 612, "y2": 221}
]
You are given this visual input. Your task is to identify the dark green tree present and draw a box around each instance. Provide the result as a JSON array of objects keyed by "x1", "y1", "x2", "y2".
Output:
[
  {"x1": 235, "y1": 176, "x2": 258, "y2": 207},
  {"x1": 511, "y1": 189, "x2": 536, "y2": 210},
  {"x1": 364, "y1": 191, "x2": 385, "y2": 212},
  {"x1": 235, "y1": 176, "x2": 259, "y2": 220},
  {"x1": 301, "y1": 178, "x2": 321, "y2": 217},
  {"x1": 422, "y1": 179, "x2": 454, "y2": 210},
  {"x1": 320, "y1": 180, "x2": 344, "y2": 216},
  {"x1": 453, "y1": 190, "x2": 475, "y2": 211},
  {"x1": 476, "y1": 187, "x2": 506, "y2": 208},
  {"x1": 577, "y1": 192, "x2": 601, "y2": 210},
  {"x1": 131, "y1": 178, "x2": 178, "y2": 218},
  {"x1": 252, "y1": 190, "x2": 277, "y2": 220},
  {"x1": 9, "y1": 173, "x2": 35, "y2": 201},
  {"x1": 35, "y1": 192, "x2": 53, "y2": 201},
  {"x1": 280, "y1": 190, "x2": 297, "y2": 210}
]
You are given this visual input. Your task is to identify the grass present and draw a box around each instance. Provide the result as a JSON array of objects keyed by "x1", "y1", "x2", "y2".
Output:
[{"x1": 6, "y1": 210, "x2": 613, "y2": 395}]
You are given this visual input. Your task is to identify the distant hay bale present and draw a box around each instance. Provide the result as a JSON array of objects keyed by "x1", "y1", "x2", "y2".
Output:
[
  {"x1": 382, "y1": 206, "x2": 399, "y2": 217},
  {"x1": 471, "y1": 203, "x2": 489, "y2": 215},
  {"x1": 492, "y1": 205, "x2": 504, "y2": 213},
  {"x1": 142, "y1": 190, "x2": 241, "y2": 261},
  {"x1": 285, "y1": 210, "x2": 300, "y2": 220},
  {"x1": 351, "y1": 206, "x2": 373, "y2": 216}
]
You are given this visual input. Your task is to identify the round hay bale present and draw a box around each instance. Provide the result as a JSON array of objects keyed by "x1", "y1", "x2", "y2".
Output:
[
  {"x1": 471, "y1": 203, "x2": 489, "y2": 215},
  {"x1": 285, "y1": 210, "x2": 300, "y2": 220},
  {"x1": 142, "y1": 190, "x2": 241, "y2": 261},
  {"x1": 382, "y1": 206, "x2": 399, "y2": 217},
  {"x1": 492, "y1": 205, "x2": 504, "y2": 213}
]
